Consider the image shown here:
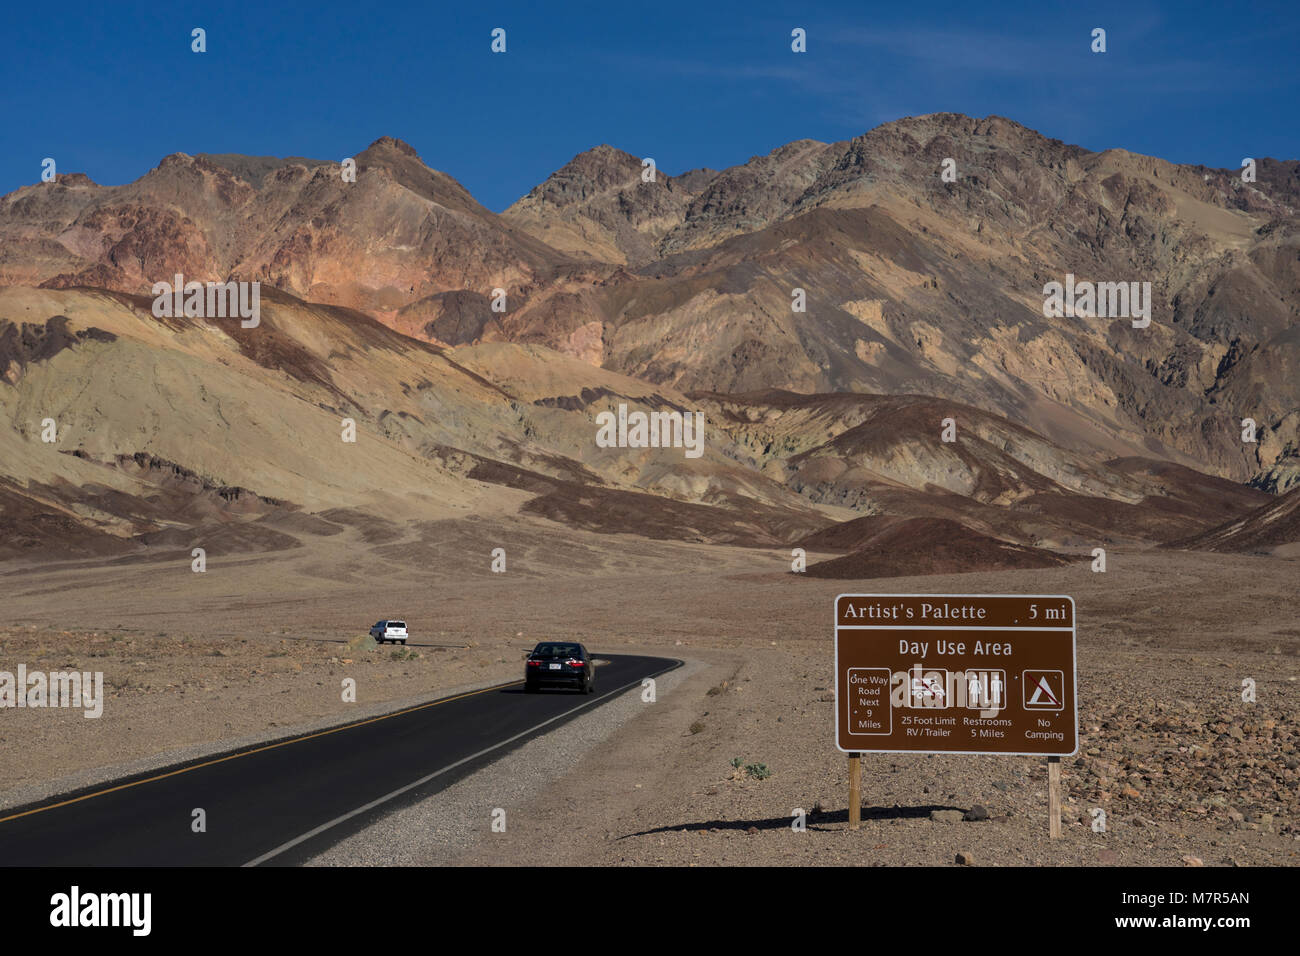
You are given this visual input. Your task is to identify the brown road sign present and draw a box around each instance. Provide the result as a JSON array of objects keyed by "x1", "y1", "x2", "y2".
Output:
[{"x1": 834, "y1": 594, "x2": 1077, "y2": 756}]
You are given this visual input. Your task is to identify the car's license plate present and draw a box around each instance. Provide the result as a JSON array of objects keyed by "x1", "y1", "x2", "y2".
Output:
[{"x1": 549, "y1": 663, "x2": 561, "y2": 670}]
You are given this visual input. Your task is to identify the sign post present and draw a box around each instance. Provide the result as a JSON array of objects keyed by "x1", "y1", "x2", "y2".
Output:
[
  {"x1": 848, "y1": 752, "x2": 861, "y2": 830},
  {"x1": 1048, "y1": 756, "x2": 1062, "y2": 839},
  {"x1": 834, "y1": 594, "x2": 1078, "y2": 837}
]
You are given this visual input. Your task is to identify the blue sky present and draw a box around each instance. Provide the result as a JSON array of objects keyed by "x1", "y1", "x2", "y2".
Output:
[{"x1": 1, "y1": 0, "x2": 1296, "y2": 211}]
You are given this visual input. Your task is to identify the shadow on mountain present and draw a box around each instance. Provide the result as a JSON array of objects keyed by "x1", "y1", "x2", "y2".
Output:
[{"x1": 800, "y1": 516, "x2": 1076, "y2": 579}]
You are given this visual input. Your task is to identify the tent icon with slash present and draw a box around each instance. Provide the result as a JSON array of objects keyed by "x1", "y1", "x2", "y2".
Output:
[{"x1": 1022, "y1": 670, "x2": 1065, "y2": 711}]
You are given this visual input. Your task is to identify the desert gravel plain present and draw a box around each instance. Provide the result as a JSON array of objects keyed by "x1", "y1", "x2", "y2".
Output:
[{"x1": 1, "y1": 516, "x2": 1296, "y2": 866}]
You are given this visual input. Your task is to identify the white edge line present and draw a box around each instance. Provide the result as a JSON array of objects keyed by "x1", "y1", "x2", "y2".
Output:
[{"x1": 243, "y1": 664, "x2": 678, "y2": 867}]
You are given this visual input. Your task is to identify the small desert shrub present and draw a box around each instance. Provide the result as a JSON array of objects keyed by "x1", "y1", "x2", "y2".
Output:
[{"x1": 345, "y1": 634, "x2": 377, "y2": 652}]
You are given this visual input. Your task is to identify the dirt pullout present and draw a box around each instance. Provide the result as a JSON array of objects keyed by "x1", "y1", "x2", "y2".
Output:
[
  {"x1": 801, "y1": 517, "x2": 1075, "y2": 578},
  {"x1": 1165, "y1": 486, "x2": 1300, "y2": 554}
]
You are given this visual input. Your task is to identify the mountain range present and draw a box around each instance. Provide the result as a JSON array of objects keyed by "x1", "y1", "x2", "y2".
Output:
[{"x1": 2, "y1": 113, "x2": 1297, "y2": 571}]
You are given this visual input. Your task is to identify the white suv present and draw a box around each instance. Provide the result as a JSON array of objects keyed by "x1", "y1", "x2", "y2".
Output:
[{"x1": 370, "y1": 620, "x2": 408, "y2": 645}]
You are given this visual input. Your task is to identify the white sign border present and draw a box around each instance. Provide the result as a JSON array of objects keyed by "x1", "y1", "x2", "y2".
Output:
[{"x1": 833, "y1": 593, "x2": 1079, "y2": 757}]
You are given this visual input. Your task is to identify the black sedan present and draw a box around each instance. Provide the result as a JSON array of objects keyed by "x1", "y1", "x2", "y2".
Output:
[{"x1": 524, "y1": 642, "x2": 595, "y2": 694}]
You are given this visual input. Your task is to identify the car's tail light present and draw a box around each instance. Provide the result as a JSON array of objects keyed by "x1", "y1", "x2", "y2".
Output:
[
  {"x1": 565, "y1": 659, "x2": 584, "y2": 667},
  {"x1": 527, "y1": 660, "x2": 541, "y2": 667}
]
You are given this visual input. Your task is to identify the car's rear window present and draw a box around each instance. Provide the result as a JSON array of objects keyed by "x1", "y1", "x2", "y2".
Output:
[
  {"x1": 533, "y1": 644, "x2": 581, "y2": 659},
  {"x1": 389, "y1": 621, "x2": 406, "y2": 628}
]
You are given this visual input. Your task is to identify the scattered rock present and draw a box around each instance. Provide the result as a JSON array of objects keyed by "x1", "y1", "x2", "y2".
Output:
[
  {"x1": 1181, "y1": 855, "x2": 1204, "y2": 867},
  {"x1": 955, "y1": 850, "x2": 975, "y2": 865},
  {"x1": 963, "y1": 805, "x2": 990, "y2": 822}
]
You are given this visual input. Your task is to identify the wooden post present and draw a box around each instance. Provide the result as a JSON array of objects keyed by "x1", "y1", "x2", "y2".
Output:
[
  {"x1": 848, "y1": 752, "x2": 861, "y2": 830},
  {"x1": 1047, "y1": 756, "x2": 1061, "y2": 839}
]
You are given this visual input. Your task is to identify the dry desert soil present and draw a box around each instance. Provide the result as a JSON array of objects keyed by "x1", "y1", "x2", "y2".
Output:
[{"x1": 1, "y1": 519, "x2": 1297, "y2": 866}]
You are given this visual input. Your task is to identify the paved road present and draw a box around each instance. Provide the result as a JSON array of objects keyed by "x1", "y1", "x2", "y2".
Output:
[{"x1": 0, "y1": 653, "x2": 679, "y2": 866}]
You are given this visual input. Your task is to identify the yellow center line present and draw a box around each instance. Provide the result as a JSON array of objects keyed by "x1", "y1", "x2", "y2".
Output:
[{"x1": 0, "y1": 679, "x2": 522, "y2": 825}]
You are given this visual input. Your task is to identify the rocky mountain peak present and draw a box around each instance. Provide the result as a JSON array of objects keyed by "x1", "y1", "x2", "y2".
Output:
[
  {"x1": 53, "y1": 173, "x2": 98, "y2": 187},
  {"x1": 363, "y1": 136, "x2": 421, "y2": 158},
  {"x1": 517, "y1": 145, "x2": 645, "y2": 208}
]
